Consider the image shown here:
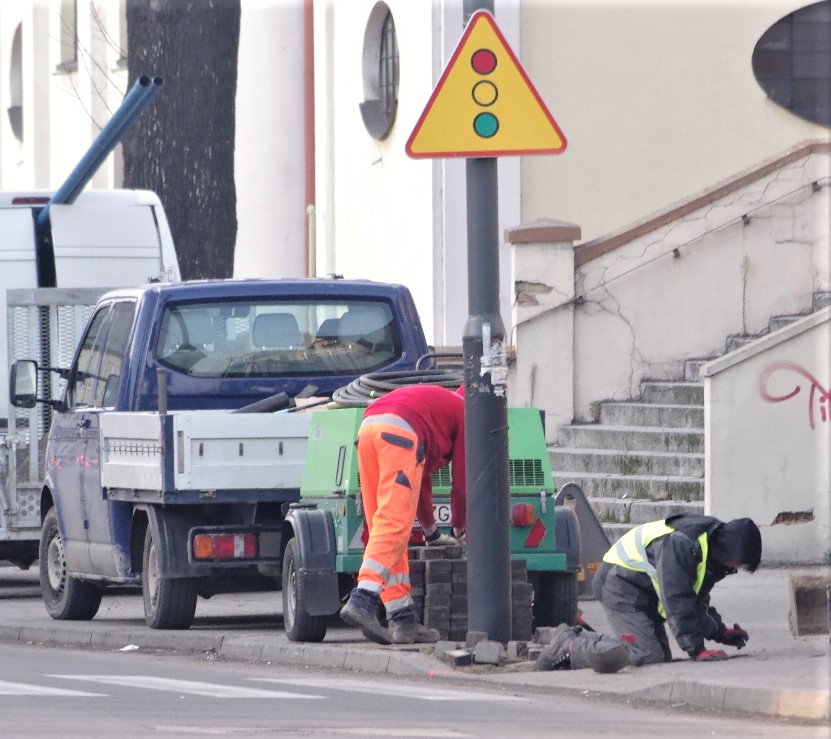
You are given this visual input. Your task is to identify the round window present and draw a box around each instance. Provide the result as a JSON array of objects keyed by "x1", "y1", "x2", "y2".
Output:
[
  {"x1": 752, "y1": 1, "x2": 831, "y2": 127},
  {"x1": 360, "y1": 3, "x2": 399, "y2": 140}
]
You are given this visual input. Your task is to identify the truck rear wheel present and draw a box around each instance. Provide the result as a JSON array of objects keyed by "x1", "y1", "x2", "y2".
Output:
[
  {"x1": 142, "y1": 526, "x2": 198, "y2": 629},
  {"x1": 532, "y1": 571, "x2": 578, "y2": 628},
  {"x1": 282, "y1": 537, "x2": 328, "y2": 642},
  {"x1": 39, "y1": 507, "x2": 103, "y2": 620}
]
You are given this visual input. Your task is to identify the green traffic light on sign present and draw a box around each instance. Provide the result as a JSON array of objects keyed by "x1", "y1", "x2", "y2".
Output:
[{"x1": 473, "y1": 112, "x2": 499, "y2": 138}]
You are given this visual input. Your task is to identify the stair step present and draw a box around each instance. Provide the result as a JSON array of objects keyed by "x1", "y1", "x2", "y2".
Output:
[
  {"x1": 813, "y1": 290, "x2": 831, "y2": 311},
  {"x1": 557, "y1": 425, "x2": 704, "y2": 453},
  {"x1": 684, "y1": 358, "x2": 715, "y2": 382},
  {"x1": 554, "y1": 471, "x2": 704, "y2": 502},
  {"x1": 600, "y1": 402, "x2": 704, "y2": 429},
  {"x1": 768, "y1": 315, "x2": 803, "y2": 333},
  {"x1": 640, "y1": 381, "x2": 703, "y2": 406},
  {"x1": 550, "y1": 447, "x2": 704, "y2": 477},
  {"x1": 725, "y1": 334, "x2": 757, "y2": 353},
  {"x1": 590, "y1": 496, "x2": 704, "y2": 527}
]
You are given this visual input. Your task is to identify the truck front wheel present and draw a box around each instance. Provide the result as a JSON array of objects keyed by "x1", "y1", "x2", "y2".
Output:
[
  {"x1": 142, "y1": 526, "x2": 198, "y2": 629},
  {"x1": 532, "y1": 571, "x2": 578, "y2": 628},
  {"x1": 39, "y1": 507, "x2": 103, "y2": 620},
  {"x1": 282, "y1": 537, "x2": 328, "y2": 642}
]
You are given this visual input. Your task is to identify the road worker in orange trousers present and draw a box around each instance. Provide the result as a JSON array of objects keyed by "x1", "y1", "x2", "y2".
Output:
[{"x1": 340, "y1": 384, "x2": 466, "y2": 644}]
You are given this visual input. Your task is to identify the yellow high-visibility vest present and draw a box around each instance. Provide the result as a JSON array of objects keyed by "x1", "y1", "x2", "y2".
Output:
[{"x1": 603, "y1": 520, "x2": 708, "y2": 618}]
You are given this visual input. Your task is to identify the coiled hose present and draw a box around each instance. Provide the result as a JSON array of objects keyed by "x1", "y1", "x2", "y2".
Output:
[{"x1": 331, "y1": 368, "x2": 464, "y2": 407}]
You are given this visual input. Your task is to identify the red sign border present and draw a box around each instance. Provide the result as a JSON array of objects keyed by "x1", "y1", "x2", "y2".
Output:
[{"x1": 405, "y1": 10, "x2": 567, "y2": 159}]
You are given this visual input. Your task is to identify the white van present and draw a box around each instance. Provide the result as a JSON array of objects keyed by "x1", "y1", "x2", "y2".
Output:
[
  {"x1": 0, "y1": 187, "x2": 180, "y2": 566},
  {"x1": 0, "y1": 188, "x2": 180, "y2": 415}
]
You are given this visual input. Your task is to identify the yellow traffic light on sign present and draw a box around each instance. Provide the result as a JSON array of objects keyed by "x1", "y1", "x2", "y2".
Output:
[{"x1": 406, "y1": 10, "x2": 566, "y2": 159}]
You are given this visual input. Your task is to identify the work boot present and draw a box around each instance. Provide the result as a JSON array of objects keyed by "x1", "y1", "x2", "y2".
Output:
[
  {"x1": 388, "y1": 605, "x2": 440, "y2": 644},
  {"x1": 587, "y1": 643, "x2": 630, "y2": 674},
  {"x1": 424, "y1": 531, "x2": 457, "y2": 547},
  {"x1": 340, "y1": 588, "x2": 392, "y2": 645},
  {"x1": 536, "y1": 623, "x2": 580, "y2": 671}
]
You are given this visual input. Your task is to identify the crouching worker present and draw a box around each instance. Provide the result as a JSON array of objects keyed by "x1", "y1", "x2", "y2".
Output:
[
  {"x1": 340, "y1": 384, "x2": 466, "y2": 645},
  {"x1": 537, "y1": 514, "x2": 761, "y2": 673}
]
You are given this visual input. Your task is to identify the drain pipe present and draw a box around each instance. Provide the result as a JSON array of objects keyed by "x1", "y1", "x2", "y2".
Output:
[{"x1": 303, "y1": 0, "x2": 316, "y2": 277}]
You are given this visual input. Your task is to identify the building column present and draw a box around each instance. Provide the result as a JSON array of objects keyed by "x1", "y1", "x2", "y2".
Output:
[{"x1": 506, "y1": 219, "x2": 580, "y2": 444}]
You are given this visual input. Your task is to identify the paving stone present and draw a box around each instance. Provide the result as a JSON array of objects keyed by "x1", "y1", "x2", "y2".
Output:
[
  {"x1": 506, "y1": 641, "x2": 529, "y2": 660},
  {"x1": 473, "y1": 640, "x2": 505, "y2": 665},
  {"x1": 466, "y1": 630, "x2": 489, "y2": 648},
  {"x1": 439, "y1": 649, "x2": 473, "y2": 667}
]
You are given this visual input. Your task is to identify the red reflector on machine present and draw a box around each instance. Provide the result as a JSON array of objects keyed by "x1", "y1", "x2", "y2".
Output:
[
  {"x1": 511, "y1": 503, "x2": 536, "y2": 527},
  {"x1": 193, "y1": 533, "x2": 257, "y2": 560},
  {"x1": 523, "y1": 520, "x2": 547, "y2": 548}
]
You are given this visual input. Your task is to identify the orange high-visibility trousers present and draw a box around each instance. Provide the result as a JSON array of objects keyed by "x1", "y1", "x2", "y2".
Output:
[{"x1": 356, "y1": 415, "x2": 425, "y2": 614}]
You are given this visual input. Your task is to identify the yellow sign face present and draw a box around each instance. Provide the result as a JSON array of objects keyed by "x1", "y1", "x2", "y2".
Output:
[{"x1": 406, "y1": 10, "x2": 566, "y2": 159}]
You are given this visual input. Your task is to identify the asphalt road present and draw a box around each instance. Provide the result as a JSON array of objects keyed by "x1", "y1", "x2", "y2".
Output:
[{"x1": 0, "y1": 642, "x2": 824, "y2": 738}]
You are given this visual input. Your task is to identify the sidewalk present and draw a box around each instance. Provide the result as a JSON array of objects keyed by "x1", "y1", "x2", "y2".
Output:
[{"x1": 0, "y1": 565, "x2": 827, "y2": 722}]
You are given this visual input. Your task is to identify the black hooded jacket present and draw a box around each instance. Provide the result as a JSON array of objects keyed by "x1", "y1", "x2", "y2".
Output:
[{"x1": 594, "y1": 514, "x2": 756, "y2": 656}]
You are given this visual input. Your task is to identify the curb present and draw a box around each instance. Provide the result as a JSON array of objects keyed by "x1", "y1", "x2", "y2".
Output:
[
  {"x1": 633, "y1": 679, "x2": 831, "y2": 722},
  {"x1": 1, "y1": 624, "x2": 828, "y2": 722}
]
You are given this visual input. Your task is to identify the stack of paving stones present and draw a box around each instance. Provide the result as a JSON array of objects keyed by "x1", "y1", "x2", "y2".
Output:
[{"x1": 408, "y1": 545, "x2": 533, "y2": 641}]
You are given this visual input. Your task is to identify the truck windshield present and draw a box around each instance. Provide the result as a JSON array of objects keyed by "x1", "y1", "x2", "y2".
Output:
[{"x1": 155, "y1": 298, "x2": 402, "y2": 377}]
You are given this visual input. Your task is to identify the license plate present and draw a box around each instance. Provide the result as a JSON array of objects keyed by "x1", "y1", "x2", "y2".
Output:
[{"x1": 432, "y1": 503, "x2": 452, "y2": 526}]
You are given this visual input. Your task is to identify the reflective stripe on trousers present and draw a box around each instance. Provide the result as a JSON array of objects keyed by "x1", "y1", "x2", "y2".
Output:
[{"x1": 356, "y1": 416, "x2": 424, "y2": 612}]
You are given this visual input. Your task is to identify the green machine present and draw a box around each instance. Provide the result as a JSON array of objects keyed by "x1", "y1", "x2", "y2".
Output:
[{"x1": 280, "y1": 406, "x2": 581, "y2": 642}]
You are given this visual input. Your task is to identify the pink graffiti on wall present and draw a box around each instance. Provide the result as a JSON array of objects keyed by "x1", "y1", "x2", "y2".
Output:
[{"x1": 758, "y1": 361, "x2": 830, "y2": 430}]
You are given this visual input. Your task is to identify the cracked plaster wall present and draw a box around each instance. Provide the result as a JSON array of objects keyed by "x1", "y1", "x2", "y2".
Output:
[{"x1": 571, "y1": 151, "x2": 830, "y2": 424}]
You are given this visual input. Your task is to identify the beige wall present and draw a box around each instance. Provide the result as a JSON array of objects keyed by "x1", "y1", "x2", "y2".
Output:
[
  {"x1": 702, "y1": 309, "x2": 830, "y2": 564},
  {"x1": 521, "y1": 0, "x2": 830, "y2": 244}
]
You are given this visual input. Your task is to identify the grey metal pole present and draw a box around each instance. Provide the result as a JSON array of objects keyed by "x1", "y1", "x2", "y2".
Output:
[{"x1": 462, "y1": 0, "x2": 511, "y2": 645}]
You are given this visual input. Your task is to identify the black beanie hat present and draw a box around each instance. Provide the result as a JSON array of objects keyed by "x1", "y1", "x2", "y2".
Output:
[{"x1": 709, "y1": 518, "x2": 762, "y2": 572}]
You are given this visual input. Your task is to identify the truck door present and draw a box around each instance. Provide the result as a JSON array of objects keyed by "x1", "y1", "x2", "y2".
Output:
[
  {"x1": 78, "y1": 301, "x2": 136, "y2": 577},
  {"x1": 48, "y1": 305, "x2": 112, "y2": 574},
  {"x1": 51, "y1": 300, "x2": 136, "y2": 577}
]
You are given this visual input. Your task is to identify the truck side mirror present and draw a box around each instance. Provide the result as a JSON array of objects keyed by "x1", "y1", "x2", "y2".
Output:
[{"x1": 10, "y1": 359, "x2": 38, "y2": 409}]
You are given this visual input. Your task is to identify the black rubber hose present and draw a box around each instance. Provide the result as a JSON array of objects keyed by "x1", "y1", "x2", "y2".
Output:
[{"x1": 331, "y1": 368, "x2": 464, "y2": 407}]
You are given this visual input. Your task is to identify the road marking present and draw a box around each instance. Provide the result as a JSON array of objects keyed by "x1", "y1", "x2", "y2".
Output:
[
  {"x1": 250, "y1": 677, "x2": 523, "y2": 702},
  {"x1": 0, "y1": 680, "x2": 104, "y2": 697},
  {"x1": 49, "y1": 675, "x2": 322, "y2": 699}
]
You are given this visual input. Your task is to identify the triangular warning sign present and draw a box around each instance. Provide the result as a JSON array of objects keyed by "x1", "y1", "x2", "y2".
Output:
[{"x1": 406, "y1": 10, "x2": 566, "y2": 159}]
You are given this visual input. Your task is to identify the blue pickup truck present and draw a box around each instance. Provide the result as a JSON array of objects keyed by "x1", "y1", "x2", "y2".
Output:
[{"x1": 10, "y1": 278, "x2": 430, "y2": 629}]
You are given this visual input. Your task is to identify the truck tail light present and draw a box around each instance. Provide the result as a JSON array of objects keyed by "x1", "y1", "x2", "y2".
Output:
[
  {"x1": 511, "y1": 503, "x2": 536, "y2": 527},
  {"x1": 192, "y1": 533, "x2": 257, "y2": 560},
  {"x1": 523, "y1": 520, "x2": 547, "y2": 548}
]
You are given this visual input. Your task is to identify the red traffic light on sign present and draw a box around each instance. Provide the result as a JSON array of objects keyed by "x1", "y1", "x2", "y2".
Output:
[{"x1": 406, "y1": 10, "x2": 566, "y2": 159}]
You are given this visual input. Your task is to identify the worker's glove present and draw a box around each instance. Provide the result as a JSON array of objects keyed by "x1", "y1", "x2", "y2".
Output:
[
  {"x1": 693, "y1": 648, "x2": 728, "y2": 662},
  {"x1": 718, "y1": 623, "x2": 749, "y2": 649}
]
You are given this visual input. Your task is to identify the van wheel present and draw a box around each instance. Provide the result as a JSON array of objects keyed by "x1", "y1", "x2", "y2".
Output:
[
  {"x1": 282, "y1": 537, "x2": 327, "y2": 642},
  {"x1": 142, "y1": 526, "x2": 198, "y2": 629},
  {"x1": 532, "y1": 571, "x2": 578, "y2": 627},
  {"x1": 39, "y1": 507, "x2": 103, "y2": 620}
]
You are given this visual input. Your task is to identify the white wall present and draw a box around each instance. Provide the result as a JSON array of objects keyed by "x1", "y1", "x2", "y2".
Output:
[
  {"x1": 572, "y1": 147, "x2": 830, "y2": 423},
  {"x1": 313, "y1": 0, "x2": 521, "y2": 347},
  {"x1": 506, "y1": 145, "x2": 830, "y2": 443},
  {"x1": 0, "y1": 1, "x2": 128, "y2": 191},
  {"x1": 703, "y1": 309, "x2": 830, "y2": 564},
  {"x1": 520, "y1": 0, "x2": 830, "y2": 244}
]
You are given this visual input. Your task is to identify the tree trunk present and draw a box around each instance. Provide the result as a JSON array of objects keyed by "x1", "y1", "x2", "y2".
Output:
[{"x1": 123, "y1": 0, "x2": 240, "y2": 280}]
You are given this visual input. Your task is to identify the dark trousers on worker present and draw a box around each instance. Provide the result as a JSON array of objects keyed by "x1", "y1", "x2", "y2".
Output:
[{"x1": 593, "y1": 561, "x2": 673, "y2": 666}]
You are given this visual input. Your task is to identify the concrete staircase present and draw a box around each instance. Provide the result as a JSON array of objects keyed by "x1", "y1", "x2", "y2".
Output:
[{"x1": 550, "y1": 290, "x2": 830, "y2": 543}]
